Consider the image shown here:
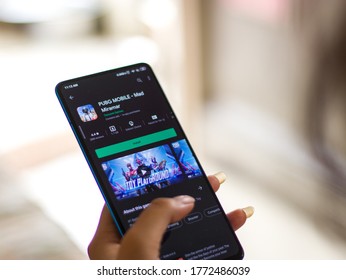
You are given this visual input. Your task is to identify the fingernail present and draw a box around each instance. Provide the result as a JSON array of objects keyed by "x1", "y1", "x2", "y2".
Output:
[
  {"x1": 174, "y1": 195, "x2": 195, "y2": 205},
  {"x1": 214, "y1": 171, "x2": 227, "y2": 184},
  {"x1": 242, "y1": 206, "x2": 255, "y2": 218}
]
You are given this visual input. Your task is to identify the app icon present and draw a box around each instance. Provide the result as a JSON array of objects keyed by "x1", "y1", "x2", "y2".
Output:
[{"x1": 77, "y1": 104, "x2": 98, "y2": 122}]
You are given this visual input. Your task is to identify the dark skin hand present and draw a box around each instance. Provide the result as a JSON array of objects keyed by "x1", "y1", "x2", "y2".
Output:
[{"x1": 88, "y1": 173, "x2": 253, "y2": 260}]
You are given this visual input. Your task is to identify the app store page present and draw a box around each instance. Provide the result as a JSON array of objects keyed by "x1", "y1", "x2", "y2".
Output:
[{"x1": 56, "y1": 64, "x2": 242, "y2": 259}]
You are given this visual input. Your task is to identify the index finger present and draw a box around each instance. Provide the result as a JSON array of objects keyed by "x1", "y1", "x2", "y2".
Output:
[{"x1": 208, "y1": 171, "x2": 226, "y2": 192}]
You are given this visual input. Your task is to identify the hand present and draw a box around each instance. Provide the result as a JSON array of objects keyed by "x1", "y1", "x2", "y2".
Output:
[{"x1": 88, "y1": 172, "x2": 254, "y2": 260}]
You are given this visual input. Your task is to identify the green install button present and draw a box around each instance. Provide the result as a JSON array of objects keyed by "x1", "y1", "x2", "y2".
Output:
[{"x1": 95, "y1": 128, "x2": 177, "y2": 158}]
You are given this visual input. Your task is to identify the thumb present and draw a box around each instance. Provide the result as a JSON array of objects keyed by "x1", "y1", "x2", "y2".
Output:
[{"x1": 117, "y1": 195, "x2": 195, "y2": 259}]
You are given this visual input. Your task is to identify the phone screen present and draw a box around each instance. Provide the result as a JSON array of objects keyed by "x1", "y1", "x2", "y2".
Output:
[{"x1": 55, "y1": 63, "x2": 243, "y2": 260}]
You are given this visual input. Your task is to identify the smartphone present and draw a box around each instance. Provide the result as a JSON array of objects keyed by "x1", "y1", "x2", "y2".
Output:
[{"x1": 55, "y1": 63, "x2": 244, "y2": 260}]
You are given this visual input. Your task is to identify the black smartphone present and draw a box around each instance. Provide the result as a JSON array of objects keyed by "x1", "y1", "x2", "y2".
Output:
[{"x1": 55, "y1": 63, "x2": 244, "y2": 260}]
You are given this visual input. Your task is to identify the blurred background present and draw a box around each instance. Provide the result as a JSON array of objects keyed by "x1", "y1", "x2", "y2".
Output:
[{"x1": 0, "y1": 0, "x2": 345, "y2": 259}]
